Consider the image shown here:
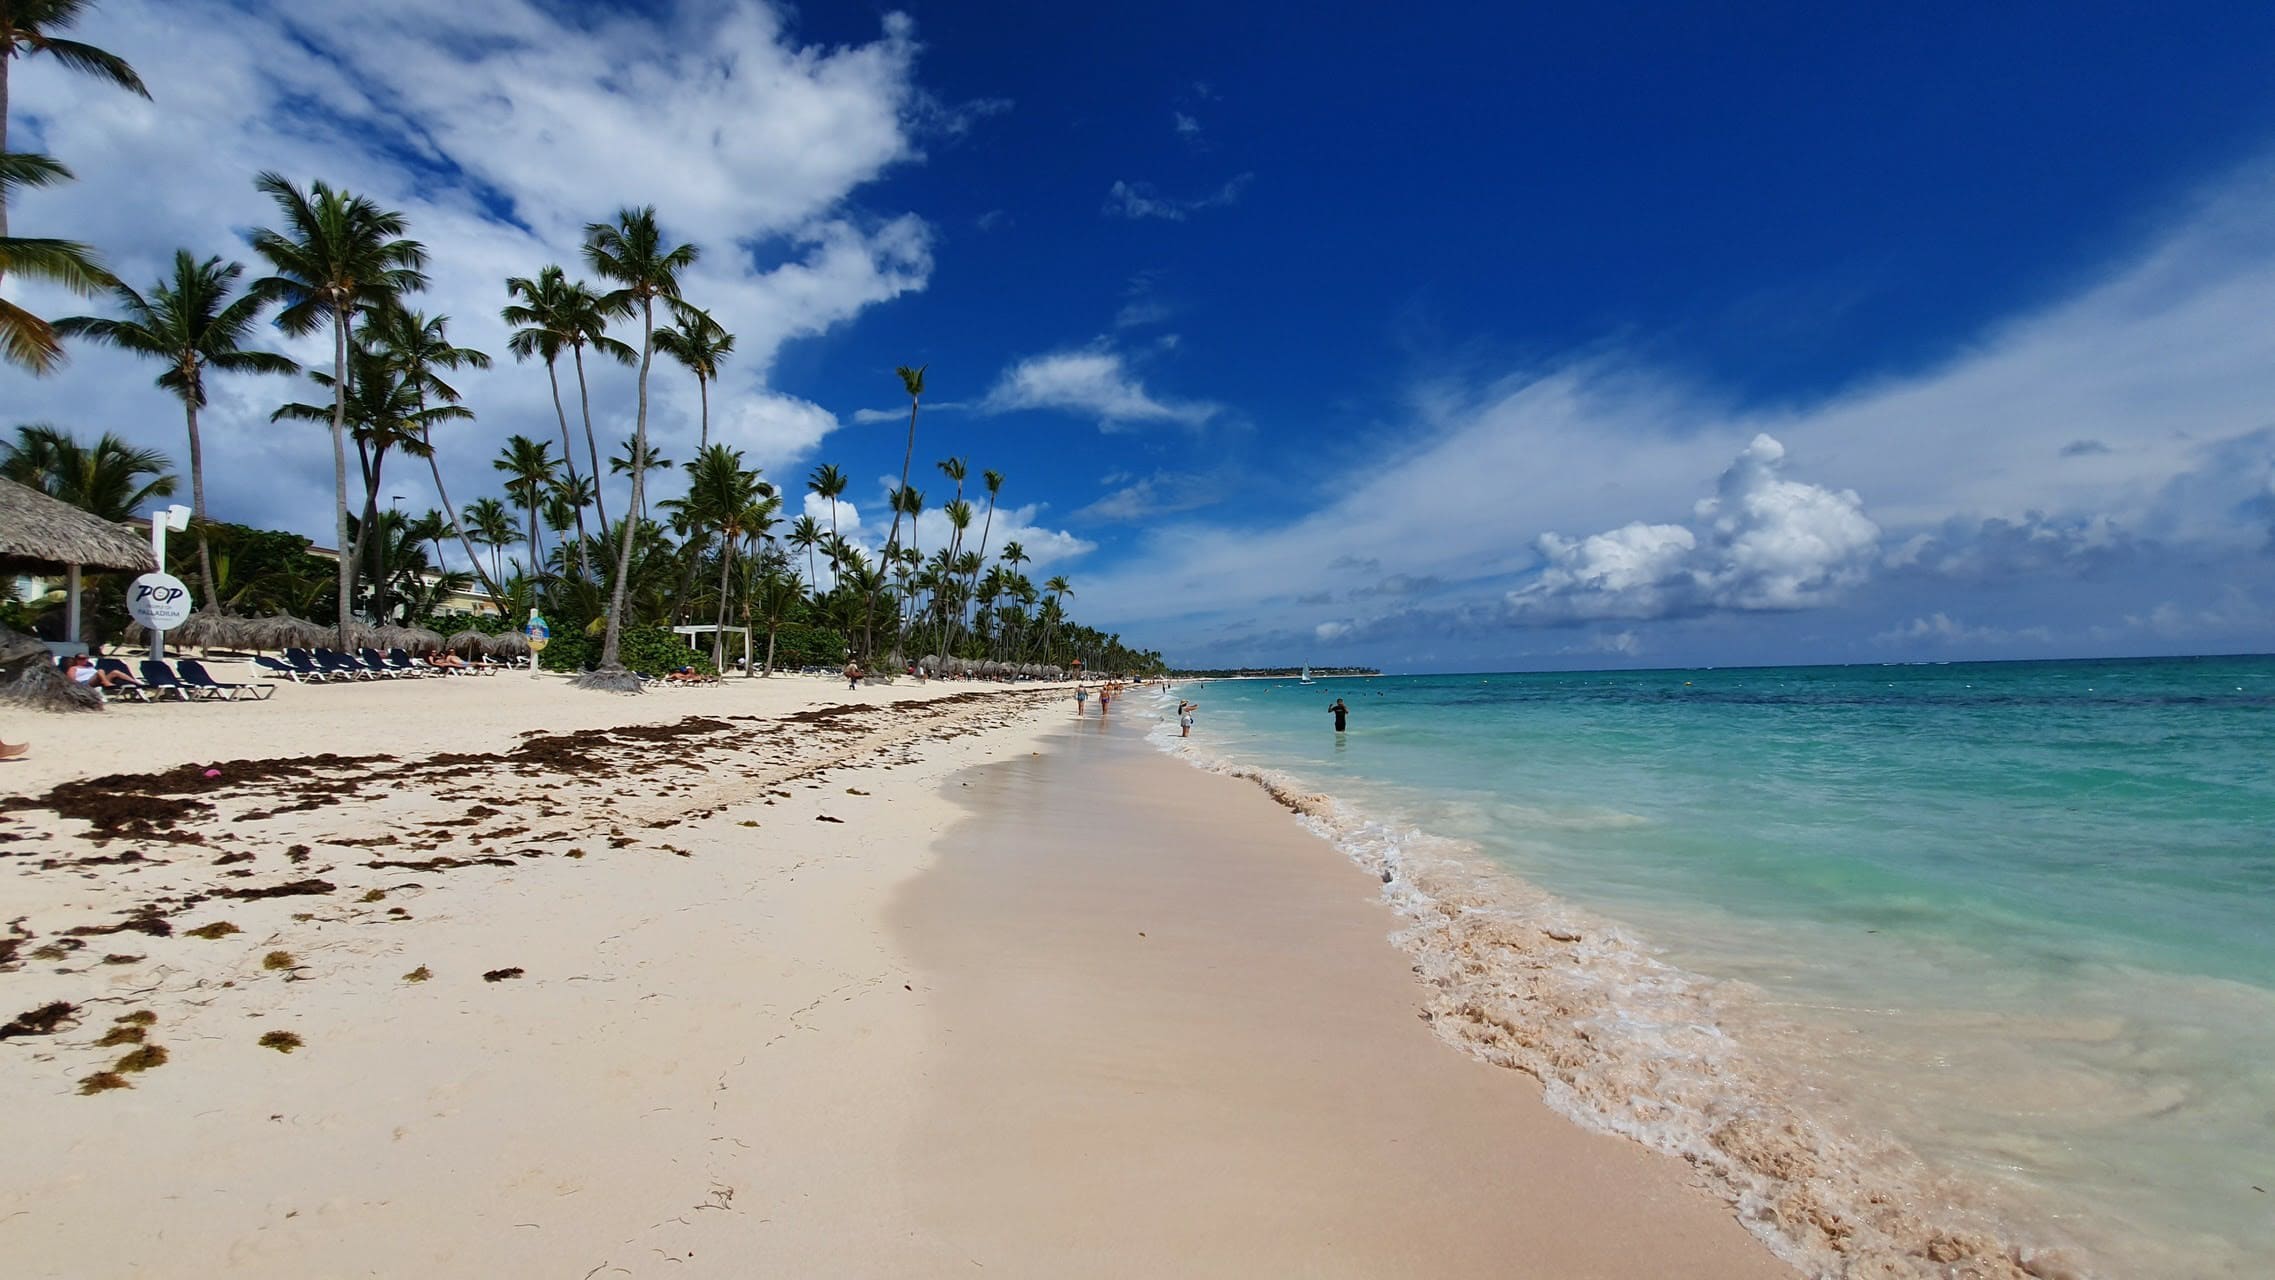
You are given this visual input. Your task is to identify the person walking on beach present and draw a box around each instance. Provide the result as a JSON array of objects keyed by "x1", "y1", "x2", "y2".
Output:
[
  {"x1": 844, "y1": 660, "x2": 862, "y2": 690},
  {"x1": 1178, "y1": 700, "x2": 1198, "y2": 738},
  {"x1": 1329, "y1": 697, "x2": 1349, "y2": 733},
  {"x1": 1074, "y1": 684, "x2": 1088, "y2": 716}
]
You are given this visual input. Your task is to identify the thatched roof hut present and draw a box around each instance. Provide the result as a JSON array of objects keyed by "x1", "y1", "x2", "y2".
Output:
[{"x1": 0, "y1": 477, "x2": 156, "y2": 575}]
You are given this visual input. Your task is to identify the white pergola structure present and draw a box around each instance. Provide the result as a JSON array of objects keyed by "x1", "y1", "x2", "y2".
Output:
[{"x1": 671, "y1": 624, "x2": 752, "y2": 674}]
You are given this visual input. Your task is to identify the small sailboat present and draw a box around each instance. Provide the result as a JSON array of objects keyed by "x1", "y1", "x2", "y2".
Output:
[{"x1": 1299, "y1": 665, "x2": 1316, "y2": 685}]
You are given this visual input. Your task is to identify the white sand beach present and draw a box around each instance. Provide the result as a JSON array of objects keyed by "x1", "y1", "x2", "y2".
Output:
[{"x1": 2, "y1": 673, "x2": 1789, "y2": 1277}]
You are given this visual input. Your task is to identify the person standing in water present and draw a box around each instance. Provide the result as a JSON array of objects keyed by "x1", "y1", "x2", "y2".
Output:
[
  {"x1": 1329, "y1": 697, "x2": 1349, "y2": 733},
  {"x1": 1178, "y1": 700, "x2": 1198, "y2": 737},
  {"x1": 1074, "y1": 684, "x2": 1089, "y2": 716}
]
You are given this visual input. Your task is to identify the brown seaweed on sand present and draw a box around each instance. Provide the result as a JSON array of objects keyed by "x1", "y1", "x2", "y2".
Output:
[
  {"x1": 1, "y1": 1000, "x2": 78, "y2": 1039},
  {"x1": 482, "y1": 967, "x2": 524, "y2": 982}
]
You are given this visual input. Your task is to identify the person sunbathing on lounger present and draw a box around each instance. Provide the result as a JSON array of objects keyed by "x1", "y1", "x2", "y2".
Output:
[
  {"x1": 425, "y1": 649, "x2": 470, "y2": 671},
  {"x1": 65, "y1": 654, "x2": 136, "y2": 690}
]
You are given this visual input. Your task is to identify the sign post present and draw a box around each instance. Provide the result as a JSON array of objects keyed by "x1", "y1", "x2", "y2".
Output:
[
  {"x1": 129, "y1": 573, "x2": 193, "y2": 659},
  {"x1": 140, "y1": 504, "x2": 194, "y2": 659},
  {"x1": 525, "y1": 610, "x2": 549, "y2": 680}
]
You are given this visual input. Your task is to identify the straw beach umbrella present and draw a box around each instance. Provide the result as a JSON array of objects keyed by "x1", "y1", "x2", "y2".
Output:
[
  {"x1": 0, "y1": 476, "x2": 158, "y2": 657},
  {"x1": 444, "y1": 629, "x2": 490, "y2": 655}
]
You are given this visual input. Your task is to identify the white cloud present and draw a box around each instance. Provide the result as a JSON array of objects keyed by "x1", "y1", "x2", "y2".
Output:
[
  {"x1": 1102, "y1": 172, "x2": 1252, "y2": 222},
  {"x1": 1315, "y1": 620, "x2": 1353, "y2": 642},
  {"x1": 982, "y1": 349, "x2": 1217, "y2": 429},
  {"x1": 1064, "y1": 161, "x2": 2275, "y2": 665},
  {"x1": 1173, "y1": 111, "x2": 1202, "y2": 139},
  {"x1": 2, "y1": 0, "x2": 934, "y2": 558},
  {"x1": 1508, "y1": 435, "x2": 1877, "y2": 622},
  {"x1": 1874, "y1": 613, "x2": 2051, "y2": 648}
]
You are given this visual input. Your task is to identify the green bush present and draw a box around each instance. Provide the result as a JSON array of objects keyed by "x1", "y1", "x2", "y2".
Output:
[
  {"x1": 766, "y1": 623, "x2": 847, "y2": 669},
  {"x1": 538, "y1": 625, "x2": 715, "y2": 679}
]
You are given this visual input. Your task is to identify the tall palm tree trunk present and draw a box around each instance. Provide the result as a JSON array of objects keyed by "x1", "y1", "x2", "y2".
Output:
[
  {"x1": 598, "y1": 300, "x2": 653, "y2": 671},
  {"x1": 713, "y1": 536, "x2": 732, "y2": 669},
  {"x1": 328, "y1": 310, "x2": 354, "y2": 645},
  {"x1": 698, "y1": 375, "x2": 709, "y2": 451},
  {"x1": 573, "y1": 344, "x2": 609, "y2": 530},
  {"x1": 885, "y1": 399, "x2": 917, "y2": 556},
  {"x1": 183, "y1": 398, "x2": 218, "y2": 610},
  {"x1": 423, "y1": 434, "x2": 503, "y2": 612},
  {"x1": 544, "y1": 357, "x2": 591, "y2": 577}
]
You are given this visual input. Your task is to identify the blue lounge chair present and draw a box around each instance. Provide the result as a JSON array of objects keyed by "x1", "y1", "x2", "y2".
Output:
[
  {"x1": 283, "y1": 648, "x2": 333, "y2": 681},
  {"x1": 314, "y1": 648, "x2": 374, "y2": 679},
  {"x1": 256, "y1": 654, "x2": 315, "y2": 683},
  {"x1": 178, "y1": 658, "x2": 273, "y2": 701},
  {"x1": 357, "y1": 648, "x2": 408, "y2": 678},
  {"x1": 139, "y1": 659, "x2": 209, "y2": 701},
  {"x1": 94, "y1": 657, "x2": 152, "y2": 702}
]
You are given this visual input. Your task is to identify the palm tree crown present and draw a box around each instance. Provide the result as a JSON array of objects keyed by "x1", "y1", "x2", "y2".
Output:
[{"x1": 56, "y1": 249, "x2": 297, "y2": 604}]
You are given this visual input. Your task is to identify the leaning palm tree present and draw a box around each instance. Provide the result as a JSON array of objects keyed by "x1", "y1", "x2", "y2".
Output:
[
  {"x1": 248, "y1": 172, "x2": 427, "y2": 646},
  {"x1": 56, "y1": 250, "x2": 298, "y2": 605},
  {"x1": 580, "y1": 206, "x2": 697, "y2": 689},
  {"x1": 652, "y1": 304, "x2": 733, "y2": 449},
  {"x1": 360, "y1": 306, "x2": 501, "y2": 606},
  {"x1": 883, "y1": 364, "x2": 925, "y2": 560},
  {"x1": 961, "y1": 468, "x2": 1004, "y2": 652}
]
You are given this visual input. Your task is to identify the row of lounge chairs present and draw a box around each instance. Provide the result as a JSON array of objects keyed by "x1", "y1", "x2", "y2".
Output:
[
  {"x1": 64, "y1": 656, "x2": 273, "y2": 702},
  {"x1": 253, "y1": 647, "x2": 512, "y2": 683}
]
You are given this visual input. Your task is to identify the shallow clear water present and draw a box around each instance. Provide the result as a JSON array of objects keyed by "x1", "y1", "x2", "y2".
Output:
[{"x1": 1158, "y1": 658, "x2": 2275, "y2": 1276}]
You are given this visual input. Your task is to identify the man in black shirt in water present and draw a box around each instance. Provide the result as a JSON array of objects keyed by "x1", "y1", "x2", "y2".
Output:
[{"x1": 1329, "y1": 698, "x2": 1349, "y2": 733}]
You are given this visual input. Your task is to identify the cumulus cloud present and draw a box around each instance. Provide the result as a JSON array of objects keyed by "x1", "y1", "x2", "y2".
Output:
[
  {"x1": 3, "y1": 0, "x2": 945, "y2": 552},
  {"x1": 1102, "y1": 172, "x2": 1252, "y2": 221},
  {"x1": 982, "y1": 348, "x2": 1217, "y2": 429},
  {"x1": 1509, "y1": 434, "x2": 1878, "y2": 622}
]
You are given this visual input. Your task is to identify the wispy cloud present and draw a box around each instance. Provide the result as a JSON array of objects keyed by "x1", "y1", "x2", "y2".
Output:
[
  {"x1": 982, "y1": 348, "x2": 1218, "y2": 429},
  {"x1": 1102, "y1": 172, "x2": 1253, "y2": 221}
]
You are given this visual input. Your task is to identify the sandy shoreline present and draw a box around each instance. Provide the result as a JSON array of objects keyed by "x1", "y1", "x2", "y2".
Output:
[{"x1": 3, "y1": 673, "x2": 1789, "y2": 1276}]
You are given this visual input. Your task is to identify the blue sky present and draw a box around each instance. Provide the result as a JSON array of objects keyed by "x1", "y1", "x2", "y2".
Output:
[{"x1": 11, "y1": 1, "x2": 2275, "y2": 671}]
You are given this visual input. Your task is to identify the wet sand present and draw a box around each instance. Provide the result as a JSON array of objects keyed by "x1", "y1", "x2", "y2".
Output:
[{"x1": 894, "y1": 712, "x2": 1792, "y2": 1278}]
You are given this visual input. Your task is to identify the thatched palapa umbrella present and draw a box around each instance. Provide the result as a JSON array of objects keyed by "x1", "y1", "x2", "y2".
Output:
[
  {"x1": 444, "y1": 629, "x2": 490, "y2": 655},
  {"x1": 0, "y1": 478, "x2": 161, "y2": 713}
]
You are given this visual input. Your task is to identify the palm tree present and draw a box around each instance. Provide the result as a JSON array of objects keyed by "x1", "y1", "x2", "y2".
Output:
[
  {"x1": 936, "y1": 497, "x2": 973, "y2": 657},
  {"x1": 786, "y1": 513, "x2": 823, "y2": 594},
  {"x1": 663, "y1": 444, "x2": 771, "y2": 668},
  {"x1": 492, "y1": 434, "x2": 558, "y2": 592},
  {"x1": 365, "y1": 306, "x2": 501, "y2": 605},
  {"x1": 271, "y1": 341, "x2": 464, "y2": 620},
  {"x1": 55, "y1": 250, "x2": 299, "y2": 606},
  {"x1": 463, "y1": 495, "x2": 515, "y2": 596},
  {"x1": 1041, "y1": 574, "x2": 1073, "y2": 663},
  {"x1": 1, "y1": 421, "x2": 174, "y2": 520},
  {"x1": 504, "y1": 265, "x2": 630, "y2": 537},
  {"x1": 249, "y1": 171, "x2": 428, "y2": 645},
  {"x1": 0, "y1": 1, "x2": 146, "y2": 369},
  {"x1": 0, "y1": 1, "x2": 147, "y2": 234},
  {"x1": 0, "y1": 152, "x2": 106, "y2": 372},
  {"x1": 580, "y1": 207, "x2": 697, "y2": 687},
  {"x1": 609, "y1": 434, "x2": 672, "y2": 519},
  {"x1": 807, "y1": 462, "x2": 847, "y2": 577},
  {"x1": 961, "y1": 467, "x2": 1004, "y2": 654},
  {"x1": 883, "y1": 364, "x2": 925, "y2": 560},
  {"x1": 750, "y1": 571, "x2": 801, "y2": 676},
  {"x1": 653, "y1": 305, "x2": 733, "y2": 449}
]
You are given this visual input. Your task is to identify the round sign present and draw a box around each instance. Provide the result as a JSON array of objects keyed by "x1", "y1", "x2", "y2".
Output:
[
  {"x1": 127, "y1": 572, "x2": 194, "y2": 631},
  {"x1": 526, "y1": 613, "x2": 550, "y2": 651}
]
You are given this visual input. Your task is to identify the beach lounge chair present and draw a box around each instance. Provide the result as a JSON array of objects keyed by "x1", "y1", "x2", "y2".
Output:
[
  {"x1": 284, "y1": 648, "x2": 336, "y2": 681},
  {"x1": 94, "y1": 657, "x2": 152, "y2": 702},
  {"x1": 139, "y1": 659, "x2": 212, "y2": 702},
  {"x1": 314, "y1": 648, "x2": 376, "y2": 679},
  {"x1": 357, "y1": 648, "x2": 408, "y2": 678},
  {"x1": 256, "y1": 654, "x2": 317, "y2": 683},
  {"x1": 177, "y1": 658, "x2": 273, "y2": 701},
  {"x1": 386, "y1": 648, "x2": 435, "y2": 676}
]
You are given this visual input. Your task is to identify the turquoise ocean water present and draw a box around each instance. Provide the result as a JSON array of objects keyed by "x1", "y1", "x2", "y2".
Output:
[{"x1": 1150, "y1": 657, "x2": 2275, "y2": 1277}]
